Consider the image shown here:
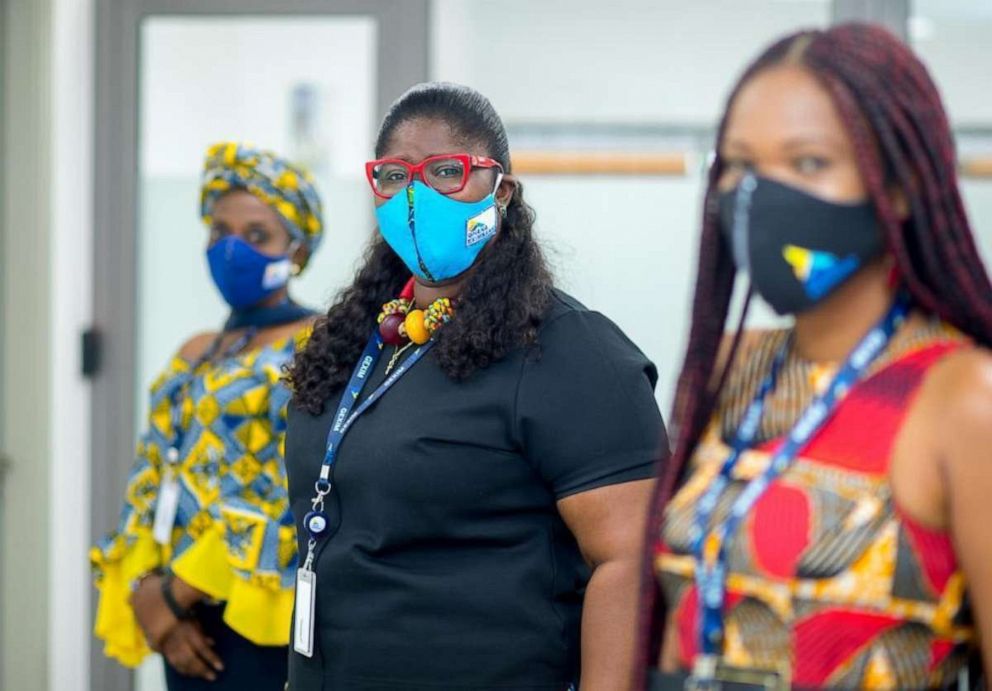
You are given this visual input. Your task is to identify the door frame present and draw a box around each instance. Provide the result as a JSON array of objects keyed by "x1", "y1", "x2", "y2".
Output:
[{"x1": 91, "y1": 2, "x2": 429, "y2": 689}]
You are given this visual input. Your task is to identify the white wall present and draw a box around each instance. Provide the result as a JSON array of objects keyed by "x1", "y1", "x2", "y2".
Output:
[
  {"x1": 1, "y1": 0, "x2": 54, "y2": 689},
  {"x1": 912, "y1": 0, "x2": 992, "y2": 125},
  {"x1": 432, "y1": 0, "x2": 831, "y2": 124},
  {"x1": 49, "y1": 0, "x2": 94, "y2": 688},
  {"x1": 910, "y1": 4, "x2": 992, "y2": 310},
  {"x1": 2, "y1": 0, "x2": 93, "y2": 689},
  {"x1": 432, "y1": 0, "x2": 830, "y2": 409}
]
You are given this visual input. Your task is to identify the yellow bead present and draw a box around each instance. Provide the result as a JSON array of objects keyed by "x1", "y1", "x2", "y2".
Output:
[{"x1": 405, "y1": 310, "x2": 430, "y2": 344}]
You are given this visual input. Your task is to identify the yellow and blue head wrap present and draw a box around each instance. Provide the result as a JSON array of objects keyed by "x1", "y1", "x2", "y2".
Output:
[{"x1": 200, "y1": 142, "x2": 324, "y2": 257}]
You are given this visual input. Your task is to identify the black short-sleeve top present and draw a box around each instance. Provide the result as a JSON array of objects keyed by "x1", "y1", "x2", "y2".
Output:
[{"x1": 285, "y1": 290, "x2": 668, "y2": 690}]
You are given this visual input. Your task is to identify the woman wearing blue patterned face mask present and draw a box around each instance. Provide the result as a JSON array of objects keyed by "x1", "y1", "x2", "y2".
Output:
[
  {"x1": 91, "y1": 142, "x2": 324, "y2": 690},
  {"x1": 284, "y1": 82, "x2": 669, "y2": 691}
]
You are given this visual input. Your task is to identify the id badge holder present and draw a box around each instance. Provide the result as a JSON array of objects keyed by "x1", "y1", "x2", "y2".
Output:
[
  {"x1": 687, "y1": 658, "x2": 788, "y2": 691},
  {"x1": 153, "y1": 448, "x2": 181, "y2": 545},
  {"x1": 713, "y1": 662, "x2": 785, "y2": 690},
  {"x1": 293, "y1": 568, "x2": 317, "y2": 657}
]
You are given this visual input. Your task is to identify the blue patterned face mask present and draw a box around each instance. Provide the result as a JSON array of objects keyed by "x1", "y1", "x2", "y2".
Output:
[
  {"x1": 206, "y1": 235, "x2": 293, "y2": 309},
  {"x1": 375, "y1": 179, "x2": 501, "y2": 283}
]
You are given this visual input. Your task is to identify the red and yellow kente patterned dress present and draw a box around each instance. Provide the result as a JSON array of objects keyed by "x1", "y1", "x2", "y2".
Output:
[{"x1": 655, "y1": 321, "x2": 978, "y2": 689}]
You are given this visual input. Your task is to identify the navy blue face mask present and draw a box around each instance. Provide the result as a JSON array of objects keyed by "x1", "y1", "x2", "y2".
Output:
[
  {"x1": 206, "y1": 236, "x2": 294, "y2": 309},
  {"x1": 719, "y1": 172, "x2": 885, "y2": 315}
]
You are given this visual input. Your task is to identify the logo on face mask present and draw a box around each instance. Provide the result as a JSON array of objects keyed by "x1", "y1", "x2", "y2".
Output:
[
  {"x1": 465, "y1": 205, "x2": 497, "y2": 247},
  {"x1": 782, "y1": 244, "x2": 862, "y2": 301},
  {"x1": 262, "y1": 258, "x2": 292, "y2": 289}
]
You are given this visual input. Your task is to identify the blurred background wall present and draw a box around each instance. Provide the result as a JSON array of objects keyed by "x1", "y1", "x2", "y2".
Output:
[{"x1": 2, "y1": 1, "x2": 990, "y2": 689}]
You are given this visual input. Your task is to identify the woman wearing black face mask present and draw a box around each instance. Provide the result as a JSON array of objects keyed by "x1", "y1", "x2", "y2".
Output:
[
  {"x1": 639, "y1": 24, "x2": 992, "y2": 691},
  {"x1": 284, "y1": 82, "x2": 668, "y2": 690},
  {"x1": 92, "y1": 143, "x2": 322, "y2": 690}
]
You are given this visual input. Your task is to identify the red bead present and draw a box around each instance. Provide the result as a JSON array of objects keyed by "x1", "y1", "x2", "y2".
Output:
[{"x1": 379, "y1": 313, "x2": 407, "y2": 345}]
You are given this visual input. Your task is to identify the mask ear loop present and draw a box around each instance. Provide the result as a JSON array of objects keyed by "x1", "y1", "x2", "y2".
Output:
[
  {"x1": 711, "y1": 174, "x2": 757, "y2": 398},
  {"x1": 491, "y1": 171, "x2": 508, "y2": 218},
  {"x1": 729, "y1": 172, "x2": 757, "y2": 275}
]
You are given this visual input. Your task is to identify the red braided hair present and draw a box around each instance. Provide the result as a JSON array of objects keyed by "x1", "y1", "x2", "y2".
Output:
[{"x1": 635, "y1": 22, "x2": 992, "y2": 681}]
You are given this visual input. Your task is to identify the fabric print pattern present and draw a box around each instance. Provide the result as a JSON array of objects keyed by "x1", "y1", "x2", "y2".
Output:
[
  {"x1": 656, "y1": 327, "x2": 977, "y2": 689},
  {"x1": 91, "y1": 330, "x2": 308, "y2": 666}
]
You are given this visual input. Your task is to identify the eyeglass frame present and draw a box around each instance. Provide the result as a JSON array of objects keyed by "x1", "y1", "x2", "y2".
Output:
[{"x1": 364, "y1": 153, "x2": 504, "y2": 199}]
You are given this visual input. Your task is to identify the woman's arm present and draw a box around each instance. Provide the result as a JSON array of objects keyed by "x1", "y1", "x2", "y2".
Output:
[
  {"x1": 558, "y1": 478, "x2": 655, "y2": 691},
  {"x1": 91, "y1": 337, "x2": 211, "y2": 668},
  {"x1": 939, "y1": 350, "x2": 992, "y2": 671}
]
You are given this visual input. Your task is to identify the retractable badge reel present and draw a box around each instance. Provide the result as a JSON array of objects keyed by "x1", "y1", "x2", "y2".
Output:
[{"x1": 294, "y1": 477, "x2": 331, "y2": 658}]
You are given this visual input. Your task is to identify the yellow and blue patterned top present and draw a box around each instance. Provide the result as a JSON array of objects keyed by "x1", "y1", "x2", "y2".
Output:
[{"x1": 91, "y1": 329, "x2": 308, "y2": 667}]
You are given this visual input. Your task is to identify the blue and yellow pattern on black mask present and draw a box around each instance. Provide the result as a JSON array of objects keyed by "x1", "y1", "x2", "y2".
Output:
[
  {"x1": 200, "y1": 142, "x2": 325, "y2": 260},
  {"x1": 718, "y1": 172, "x2": 883, "y2": 315}
]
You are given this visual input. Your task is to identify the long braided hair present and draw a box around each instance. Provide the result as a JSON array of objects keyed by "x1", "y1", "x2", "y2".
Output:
[
  {"x1": 288, "y1": 82, "x2": 553, "y2": 415},
  {"x1": 637, "y1": 22, "x2": 992, "y2": 673}
]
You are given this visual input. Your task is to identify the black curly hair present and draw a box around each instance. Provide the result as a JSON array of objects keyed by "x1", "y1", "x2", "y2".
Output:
[{"x1": 287, "y1": 82, "x2": 554, "y2": 415}]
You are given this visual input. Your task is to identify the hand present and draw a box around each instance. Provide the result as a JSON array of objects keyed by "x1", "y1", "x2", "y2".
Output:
[
  {"x1": 160, "y1": 620, "x2": 225, "y2": 681},
  {"x1": 130, "y1": 572, "x2": 207, "y2": 651},
  {"x1": 129, "y1": 574, "x2": 179, "y2": 651}
]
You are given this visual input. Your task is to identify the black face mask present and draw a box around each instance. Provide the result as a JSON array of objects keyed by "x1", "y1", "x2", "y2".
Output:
[{"x1": 718, "y1": 172, "x2": 885, "y2": 315}]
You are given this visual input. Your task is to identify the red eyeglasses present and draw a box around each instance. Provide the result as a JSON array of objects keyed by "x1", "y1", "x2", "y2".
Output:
[{"x1": 365, "y1": 153, "x2": 503, "y2": 199}]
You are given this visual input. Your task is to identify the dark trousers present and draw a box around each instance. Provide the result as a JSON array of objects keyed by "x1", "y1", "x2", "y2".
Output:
[{"x1": 164, "y1": 603, "x2": 288, "y2": 691}]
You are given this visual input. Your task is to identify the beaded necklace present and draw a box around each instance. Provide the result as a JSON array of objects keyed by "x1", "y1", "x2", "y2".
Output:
[{"x1": 376, "y1": 277, "x2": 455, "y2": 374}]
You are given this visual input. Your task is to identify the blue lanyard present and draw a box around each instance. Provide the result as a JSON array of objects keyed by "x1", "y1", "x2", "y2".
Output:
[
  {"x1": 690, "y1": 293, "x2": 910, "y2": 678},
  {"x1": 301, "y1": 331, "x2": 435, "y2": 568},
  {"x1": 167, "y1": 327, "x2": 257, "y2": 463}
]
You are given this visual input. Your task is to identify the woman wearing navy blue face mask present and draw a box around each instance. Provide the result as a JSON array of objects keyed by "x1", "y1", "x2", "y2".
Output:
[
  {"x1": 640, "y1": 24, "x2": 992, "y2": 691},
  {"x1": 92, "y1": 142, "x2": 323, "y2": 690},
  {"x1": 284, "y1": 82, "x2": 669, "y2": 690}
]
